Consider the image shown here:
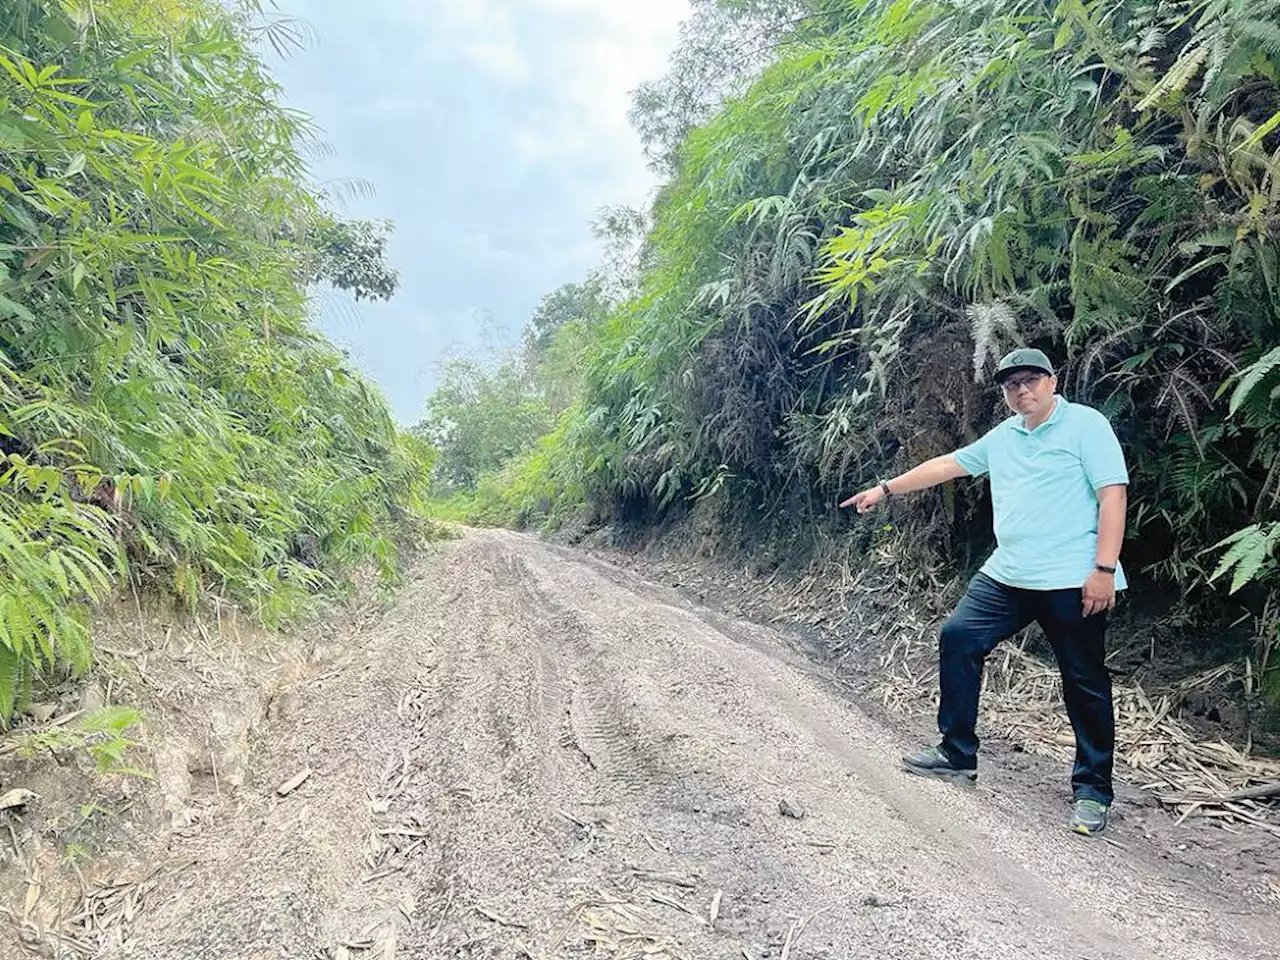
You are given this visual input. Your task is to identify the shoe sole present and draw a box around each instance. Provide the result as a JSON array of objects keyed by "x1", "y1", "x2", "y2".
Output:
[
  {"x1": 902, "y1": 761, "x2": 977, "y2": 783},
  {"x1": 1071, "y1": 822, "x2": 1107, "y2": 837}
]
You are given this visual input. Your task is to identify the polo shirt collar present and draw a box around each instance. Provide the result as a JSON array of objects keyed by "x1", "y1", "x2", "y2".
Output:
[{"x1": 1014, "y1": 395, "x2": 1065, "y2": 434}]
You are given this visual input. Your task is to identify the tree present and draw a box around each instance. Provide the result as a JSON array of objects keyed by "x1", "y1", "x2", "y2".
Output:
[
  {"x1": 524, "y1": 277, "x2": 612, "y2": 359},
  {"x1": 306, "y1": 217, "x2": 400, "y2": 302},
  {"x1": 629, "y1": 0, "x2": 807, "y2": 172},
  {"x1": 483, "y1": 0, "x2": 1280, "y2": 701},
  {"x1": 591, "y1": 206, "x2": 650, "y2": 300},
  {"x1": 0, "y1": 0, "x2": 431, "y2": 716},
  {"x1": 418, "y1": 357, "x2": 551, "y2": 491}
]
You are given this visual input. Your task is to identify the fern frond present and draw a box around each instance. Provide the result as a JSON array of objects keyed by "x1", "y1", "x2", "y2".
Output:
[
  {"x1": 1239, "y1": 19, "x2": 1280, "y2": 56},
  {"x1": 0, "y1": 645, "x2": 22, "y2": 725},
  {"x1": 1209, "y1": 523, "x2": 1280, "y2": 594},
  {"x1": 1157, "y1": 370, "x2": 1209, "y2": 454},
  {"x1": 967, "y1": 300, "x2": 1020, "y2": 382},
  {"x1": 1137, "y1": 43, "x2": 1208, "y2": 109},
  {"x1": 1236, "y1": 109, "x2": 1280, "y2": 151},
  {"x1": 1229, "y1": 346, "x2": 1280, "y2": 416}
]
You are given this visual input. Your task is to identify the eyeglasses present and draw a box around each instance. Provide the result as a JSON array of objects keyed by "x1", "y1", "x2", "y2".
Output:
[{"x1": 1001, "y1": 373, "x2": 1045, "y2": 394}]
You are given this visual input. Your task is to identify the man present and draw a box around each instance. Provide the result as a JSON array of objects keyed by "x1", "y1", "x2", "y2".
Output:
[{"x1": 841, "y1": 348, "x2": 1128, "y2": 836}]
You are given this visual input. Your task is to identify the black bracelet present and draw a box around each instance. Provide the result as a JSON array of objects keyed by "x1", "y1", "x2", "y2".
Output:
[
  {"x1": 1096, "y1": 564, "x2": 1116, "y2": 574},
  {"x1": 879, "y1": 480, "x2": 893, "y2": 498}
]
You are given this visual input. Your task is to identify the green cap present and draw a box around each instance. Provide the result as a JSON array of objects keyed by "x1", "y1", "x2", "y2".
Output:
[{"x1": 994, "y1": 347, "x2": 1054, "y2": 382}]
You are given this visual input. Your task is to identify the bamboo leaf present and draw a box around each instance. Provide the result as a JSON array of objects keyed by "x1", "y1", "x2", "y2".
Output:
[{"x1": 1229, "y1": 347, "x2": 1280, "y2": 416}]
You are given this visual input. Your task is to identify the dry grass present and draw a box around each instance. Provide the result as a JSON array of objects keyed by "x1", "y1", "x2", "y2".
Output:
[
  {"x1": 842, "y1": 546, "x2": 1280, "y2": 836},
  {"x1": 623, "y1": 531, "x2": 1280, "y2": 836},
  {"x1": 884, "y1": 649, "x2": 1280, "y2": 835}
]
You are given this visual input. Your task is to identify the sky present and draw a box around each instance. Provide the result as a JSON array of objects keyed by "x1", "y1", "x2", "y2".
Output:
[{"x1": 270, "y1": 0, "x2": 690, "y2": 423}]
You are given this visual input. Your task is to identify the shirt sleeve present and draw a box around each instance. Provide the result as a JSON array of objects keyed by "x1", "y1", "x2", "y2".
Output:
[
  {"x1": 1080, "y1": 410, "x2": 1129, "y2": 489},
  {"x1": 953, "y1": 428, "x2": 993, "y2": 477}
]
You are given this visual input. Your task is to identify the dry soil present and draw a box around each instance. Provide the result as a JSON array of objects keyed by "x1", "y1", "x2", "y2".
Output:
[{"x1": 79, "y1": 530, "x2": 1280, "y2": 959}]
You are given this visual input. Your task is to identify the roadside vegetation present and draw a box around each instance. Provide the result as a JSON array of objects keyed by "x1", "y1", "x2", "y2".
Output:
[
  {"x1": 425, "y1": 0, "x2": 1280, "y2": 718},
  {"x1": 0, "y1": 0, "x2": 433, "y2": 720}
]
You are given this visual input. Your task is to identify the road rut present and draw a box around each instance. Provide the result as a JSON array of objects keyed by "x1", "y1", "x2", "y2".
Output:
[{"x1": 107, "y1": 530, "x2": 1280, "y2": 960}]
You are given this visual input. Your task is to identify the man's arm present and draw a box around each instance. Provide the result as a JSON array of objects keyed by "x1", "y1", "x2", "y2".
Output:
[
  {"x1": 840, "y1": 454, "x2": 970, "y2": 512},
  {"x1": 1083, "y1": 484, "x2": 1127, "y2": 616},
  {"x1": 1095, "y1": 484, "x2": 1127, "y2": 570}
]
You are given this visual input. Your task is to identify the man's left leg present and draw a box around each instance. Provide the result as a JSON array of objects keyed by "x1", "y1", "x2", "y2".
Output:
[{"x1": 1037, "y1": 590, "x2": 1115, "y2": 828}]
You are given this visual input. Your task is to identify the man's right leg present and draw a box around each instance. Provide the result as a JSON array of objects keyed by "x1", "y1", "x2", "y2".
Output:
[{"x1": 934, "y1": 573, "x2": 1030, "y2": 771}]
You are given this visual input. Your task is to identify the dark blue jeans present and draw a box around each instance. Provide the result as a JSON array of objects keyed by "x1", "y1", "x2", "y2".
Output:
[{"x1": 938, "y1": 572, "x2": 1115, "y2": 805}]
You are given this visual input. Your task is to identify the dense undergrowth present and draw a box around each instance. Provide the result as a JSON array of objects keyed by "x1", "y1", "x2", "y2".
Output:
[
  {"x1": 426, "y1": 0, "x2": 1280, "y2": 712},
  {"x1": 0, "y1": 0, "x2": 433, "y2": 718}
]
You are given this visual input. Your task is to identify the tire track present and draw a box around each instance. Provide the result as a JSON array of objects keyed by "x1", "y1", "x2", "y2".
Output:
[
  {"x1": 502, "y1": 545, "x2": 693, "y2": 801},
  {"x1": 95, "y1": 532, "x2": 1280, "y2": 960}
]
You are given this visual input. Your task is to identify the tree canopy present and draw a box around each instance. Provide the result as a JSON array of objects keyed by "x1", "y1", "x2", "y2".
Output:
[
  {"x1": 0, "y1": 0, "x2": 431, "y2": 716},
  {"x1": 442, "y1": 0, "x2": 1280, "y2": 705}
]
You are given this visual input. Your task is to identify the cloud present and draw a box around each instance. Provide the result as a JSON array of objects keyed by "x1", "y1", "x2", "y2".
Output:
[
  {"x1": 417, "y1": 0, "x2": 690, "y2": 206},
  {"x1": 511, "y1": 126, "x2": 559, "y2": 165},
  {"x1": 275, "y1": 0, "x2": 690, "y2": 422},
  {"x1": 403, "y1": 0, "x2": 530, "y2": 80},
  {"x1": 458, "y1": 232, "x2": 526, "y2": 268}
]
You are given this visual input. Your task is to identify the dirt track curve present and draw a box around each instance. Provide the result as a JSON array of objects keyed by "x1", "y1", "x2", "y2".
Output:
[{"x1": 106, "y1": 530, "x2": 1279, "y2": 960}]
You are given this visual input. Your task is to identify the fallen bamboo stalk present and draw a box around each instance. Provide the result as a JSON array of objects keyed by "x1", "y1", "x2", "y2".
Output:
[
  {"x1": 474, "y1": 906, "x2": 527, "y2": 929},
  {"x1": 1221, "y1": 781, "x2": 1280, "y2": 803}
]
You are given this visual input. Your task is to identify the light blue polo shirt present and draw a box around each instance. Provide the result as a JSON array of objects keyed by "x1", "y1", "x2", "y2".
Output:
[{"x1": 953, "y1": 396, "x2": 1129, "y2": 591}]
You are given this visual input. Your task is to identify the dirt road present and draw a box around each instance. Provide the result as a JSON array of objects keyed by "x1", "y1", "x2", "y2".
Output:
[{"x1": 106, "y1": 531, "x2": 1279, "y2": 959}]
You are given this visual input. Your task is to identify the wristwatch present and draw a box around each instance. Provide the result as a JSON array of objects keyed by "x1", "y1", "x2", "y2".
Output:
[{"x1": 1095, "y1": 564, "x2": 1116, "y2": 574}]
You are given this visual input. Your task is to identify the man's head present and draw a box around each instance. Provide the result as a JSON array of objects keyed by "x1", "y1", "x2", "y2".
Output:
[{"x1": 994, "y1": 348, "x2": 1057, "y2": 420}]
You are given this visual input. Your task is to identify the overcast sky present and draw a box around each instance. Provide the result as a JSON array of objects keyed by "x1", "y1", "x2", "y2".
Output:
[{"x1": 270, "y1": 0, "x2": 689, "y2": 423}]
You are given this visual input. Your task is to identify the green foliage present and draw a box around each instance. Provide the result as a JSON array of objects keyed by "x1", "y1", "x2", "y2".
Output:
[
  {"x1": 0, "y1": 437, "x2": 117, "y2": 721},
  {"x1": 431, "y1": 415, "x2": 595, "y2": 531},
  {"x1": 419, "y1": 275, "x2": 617, "y2": 507},
  {"x1": 1211, "y1": 523, "x2": 1280, "y2": 594},
  {"x1": 525, "y1": 277, "x2": 616, "y2": 413},
  {"x1": 1229, "y1": 345, "x2": 1280, "y2": 416},
  {"x1": 306, "y1": 218, "x2": 400, "y2": 303},
  {"x1": 417, "y1": 356, "x2": 552, "y2": 491},
  {"x1": 472, "y1": 0, "x2": 1280, "y2": 695},
  {"x1": 0, "y1": 0, "x2": 433, "y2": 717},
  {"x1": 426, "y1": 489, "x2": 484, "y2": 526},
  {"x1": 524, "y1": 277, "x2": 611, "y2": 360},
  {"x1": 16, "y1": 705, "x2": 145, "y2": 776},
  {"x1": 629, "y1": 0, "x2": 806, "y2": 172}
]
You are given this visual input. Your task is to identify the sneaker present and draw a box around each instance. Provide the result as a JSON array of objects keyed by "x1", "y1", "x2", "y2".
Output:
[
  {"x1": 902, "y1": 745, "x2": 977, "y2": 782},
  {"x1": 1070, "y1": 798, "x2": 1110, "y2": 836}
]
